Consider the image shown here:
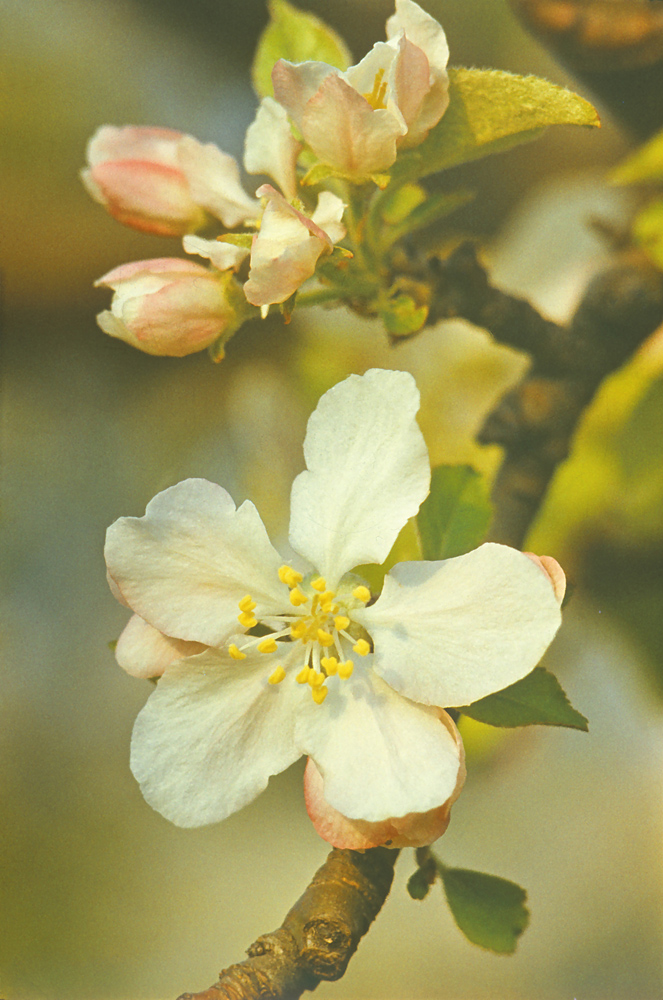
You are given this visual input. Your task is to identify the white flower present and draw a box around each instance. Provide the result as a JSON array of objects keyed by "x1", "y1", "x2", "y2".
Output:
[
  {"x1": 105, "y1": 369, "x2": 563, "y2": 845},
  {"x1": 271, "y1": 0, "x2": 450, "y2": 177}
]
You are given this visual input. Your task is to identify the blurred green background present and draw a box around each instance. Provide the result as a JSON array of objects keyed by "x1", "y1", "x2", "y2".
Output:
[{"x1": 2, "y1": 1, "x2": 661, "y2": 998}]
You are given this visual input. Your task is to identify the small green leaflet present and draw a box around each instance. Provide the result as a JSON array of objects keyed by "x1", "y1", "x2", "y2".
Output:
[
  {"x1": 251, "y1": 0, "x2": 352, "y2": 99},
  {"x1": 459, "y1": 666, "x2": 589, "y2": 731},
  {"x1": 392, "y1": 68, "x2": 600, "y2": 182},
  {"x1": 436, "y1": 861, "x2": 529, "y2": 954},
  {"x1": 417, "y1": 465, "x2": 492, "y2": 561}
]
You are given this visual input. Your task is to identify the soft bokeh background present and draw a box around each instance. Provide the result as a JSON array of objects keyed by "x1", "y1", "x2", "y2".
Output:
[{"x1": 2, "y1": 1, "x2": 662, "y2": 998}]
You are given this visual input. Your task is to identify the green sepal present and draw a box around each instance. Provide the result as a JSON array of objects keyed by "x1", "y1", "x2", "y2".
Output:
[
  {"x1": 435, "y1": 858, "x2": 529, "y2": 954},
  {"x1": 300, "y1": 161, "x2": 391, "y2": 190},
  {"x1": 610, "y1": 127, "x2": 663, "y2": 185},
  {"x1": 392, "y1": 68, "x2": 600, "y2": 182},
  {"x1": 379, "y1": 295, "x2": 428, "y2": 336},
  {"x1": 379, "y1": 182, "x2": 427, "y2": 225},
  {"x1": 417, "y1": 465, "x2": 492, "y2": 561},
  {"x1": 383, "y1": 188, "x2": 475, "y2": 250},
  {"x1": 251, "y1": 0, "x2": 352, "y2": 99},
  {"x1": 459, "y1": 666, "x2": 589, "y2": 731}
]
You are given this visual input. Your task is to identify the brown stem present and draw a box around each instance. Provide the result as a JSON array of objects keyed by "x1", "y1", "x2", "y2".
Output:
[
  {"x1": 429, "y1": 242, "x2": 663, "y2": 548},
  {"x1": 508, "y1": 0, "x2": 663, "y2": 138},
  {"x1": 177, "y1": 847, "x2": 398, "y2": 1000}
]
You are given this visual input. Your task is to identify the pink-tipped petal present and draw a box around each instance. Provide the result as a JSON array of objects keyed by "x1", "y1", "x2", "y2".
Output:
[{"x1": 524, "y1": 553, "x2": 567, "y2": 605}]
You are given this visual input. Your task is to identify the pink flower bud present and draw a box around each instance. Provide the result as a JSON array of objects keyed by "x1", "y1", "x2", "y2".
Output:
[
  {"x1": 82, "y1": 126, "x2": 259, "y2": 236},
  {"x1": 95, "y1": 258, "x2": 240, "y2": 357},
  {"x1": 304, "y1": 709, "x2": 466, "y2": 849}
]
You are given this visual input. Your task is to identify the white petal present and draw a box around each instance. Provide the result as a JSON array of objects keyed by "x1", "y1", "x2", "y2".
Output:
[
  {"x1": 130, "y1": 649, "x2": 301, "y2": 827},
  {"x1": 105, "y1": 479, "x2": 287, "y2": 646},
  {"x1": 311, "y1": 191, "x2": 346, "y2": 244},
  {"x1": 272, "y1": 60, "x2": 339, "y2": 128},
  {"x1": 289, "y1": 369, "x2": 430, "y2": 587},
  {"x1": 115, "y1": 614, "x2": 206, "y2": 679},
  {"x1": 183, "y1": 234, "x2": 249, "y2": 271},
  {"x1": 386, "y1": 0, "x2": 450, "y2": 76},
  {"x1": 358, "y1": 543, "x2": 563, "y2": 707},
  {"x1": 295, "y1": 664, "x2": 462, "y2": 822},
  {"x1": 177, "y1": 137, "x2": 260, "y2": 227},
  {"x1": 244, "y1": 98, "x2": 301, "y2": 201}
]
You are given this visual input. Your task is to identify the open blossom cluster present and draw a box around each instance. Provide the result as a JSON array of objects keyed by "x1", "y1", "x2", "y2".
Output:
[
  {"x1": 83, "y1": 0, "x2": 451, "y2": 357},
  {"x1": 105, "y1": 369, "x2": 564, "y2": 849}
]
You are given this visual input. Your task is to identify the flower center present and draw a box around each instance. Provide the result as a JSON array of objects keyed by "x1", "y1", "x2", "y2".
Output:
[
  {"x1": 363, "y1": 68, "x2": 388, "y2": 110},
  {"x1": 228, "y1": 565, "x2": 372, "y2": 705}
]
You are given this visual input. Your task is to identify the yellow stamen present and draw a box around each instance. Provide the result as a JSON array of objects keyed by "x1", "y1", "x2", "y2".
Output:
[
  {"x1": 290, "y1": 620, "x2": 307, "y2": 639},
  {"x1": 308, "y1": 670, "x2": 326, "y2": 689},
  {"x1": 353, "y1": 638, "x2": 370, "y2": 656},
  {"x1": 289, "y1": 587, "x2": 307, "y2": 606},
  {"x1": 363, "y1": 67, "x2": 387, "y2": 110},
  {"x1": 278, "y1": 565, "x2": 303, "y2": 588},
  {"x1": 353, "y1": 585, "x2": 371, "y2": 603},
  {"x1": 238, "y1": 611, "x2": 258, "y2": 628},
  {"x1": 338, "y1": 659, "x2": 354, "y2": 679},
  {"x1": 296, "y1": 666, "x2": 311, "y2": 684},
  {"x1": 311, "y1": 685, "x2": 328, "y2": 705},
  {"x1": 311, "y1": 577, "x2": 327, "y2": 592},
  {"x1": 268, "y1": 665, "x2": 286, "y2": 685},
  {"x1": 317, "y1": 628, "x2": 335, "y2": 647},
  {"x1": 228, "y1": 643, "x2": 246, "y2": 660},
  {"x1": 238, "y1": 595, "x2": 256, "y2": 612},
  {"x1": 258, "y1": 637, "x2": 278, "y2": 654},
  {"x1": 321, "y1": 656, "x2": 338, "y2": 676},
  {"x1": 334, "y1": 615, "x2": 350, "y2": 631}
]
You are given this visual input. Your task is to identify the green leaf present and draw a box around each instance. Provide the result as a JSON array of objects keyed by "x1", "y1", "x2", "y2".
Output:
[
  {"x1": 632, "y1": 199, "x2": 663, "y2": 269},
  {"x1": 459, "y1": 666, "x2": 589, "y2": 731},
  {"x1": 392, "y1": 68, "x2": 600, "y2": 182},
  {"x1": 417, "y1": 465, "x2": 492, "y2": 561},
  {"x1": 436, "y1": 861, "x2": 529, "y2": 954},
  {"x1": 610, "y1": 127, "x2": 663, "y2": 185},
  {"x1": 251, "y1": 0, "x2": 352, "y2": 99}
]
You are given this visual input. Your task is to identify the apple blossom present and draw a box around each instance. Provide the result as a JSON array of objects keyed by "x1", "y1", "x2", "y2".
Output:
[
  {"x1": 95, "y1": 258, "x2": 245, "y2": 357},
  {"x1": 105, "y1": 369, "x2": 564, "y2": 848},
  {"x1": 271, "y1": 0, "x2": 449, "y2": 178},
  {"x1": 82, "y1": 126, "x2": 259, "y2": 236}
]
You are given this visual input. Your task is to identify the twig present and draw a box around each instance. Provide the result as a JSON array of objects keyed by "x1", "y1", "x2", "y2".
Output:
[
  {"x1": 177, "y1": 848, "x2": 398, "y2": 1000},
  {"x1": 429, "y1": 243, "x2": 663, "y2": 548}
]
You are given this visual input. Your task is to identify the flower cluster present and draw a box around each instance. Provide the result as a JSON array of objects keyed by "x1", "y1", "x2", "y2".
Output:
[
  {"x1": 106, "y1": 369, "x2": 564, "y2": 849},
  {"x1": 84, "y1": 1, "x2": 450, "y2": 357}
]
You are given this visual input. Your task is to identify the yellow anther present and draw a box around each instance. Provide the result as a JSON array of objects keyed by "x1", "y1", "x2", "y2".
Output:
[
  {"x1": 278, "y1": 565, "x2": 303, "y2": 588},
  {"x1": 317, "y1": 628, "x2": 335, "y2": 647},
  {"x1": 238, "y1": 611, "x2": 258, "y2": 628},
  {"x1": 311, "y1": 685, "x2": 328, "y2": 705},
  {"x1": 334, "y1": 615, "x2": 350, "y2": 631},
  {"x1": 319, "y1": 591, "x2": 335, "y2": 605},
  {"x1": 296, "y1": 666, "x2": 311, "y2": 684},
  {"x1": 289, "y1": 587, "x2": 308, "y2": 606},
  {"x1": 308, "y1": 670, "x2": 326, "y2": 689},
  {"x1": 353, "y1": 585, "x2": 371, "y2": 602},
  {"x1": 258, "y1": 637, "x2": 278, "y2": 654},
  {"x1": 321, "y1": 656, "x2": 338, "y2": 676},
  {"x1": 228, "y1": 643, "x2": 247, "y2": 661},
  {"x1": 311, "y1": 577, "x2": 327, "y2": 592},
  {"x1": 238, "y1": 595, "x2": 256, "y2": 612},
  {"x1": 290, "y1": 620, "x2": 307, "y2": 639},
  {"x1": 268, "y1": 665, "x2": 286, "y2": 685},
  {"x1": 338, "y1": 659, "x2": 354, "y2": 679},
  {"x1": 353, "y1": 638, "x2": 370, "y2": 656}
]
